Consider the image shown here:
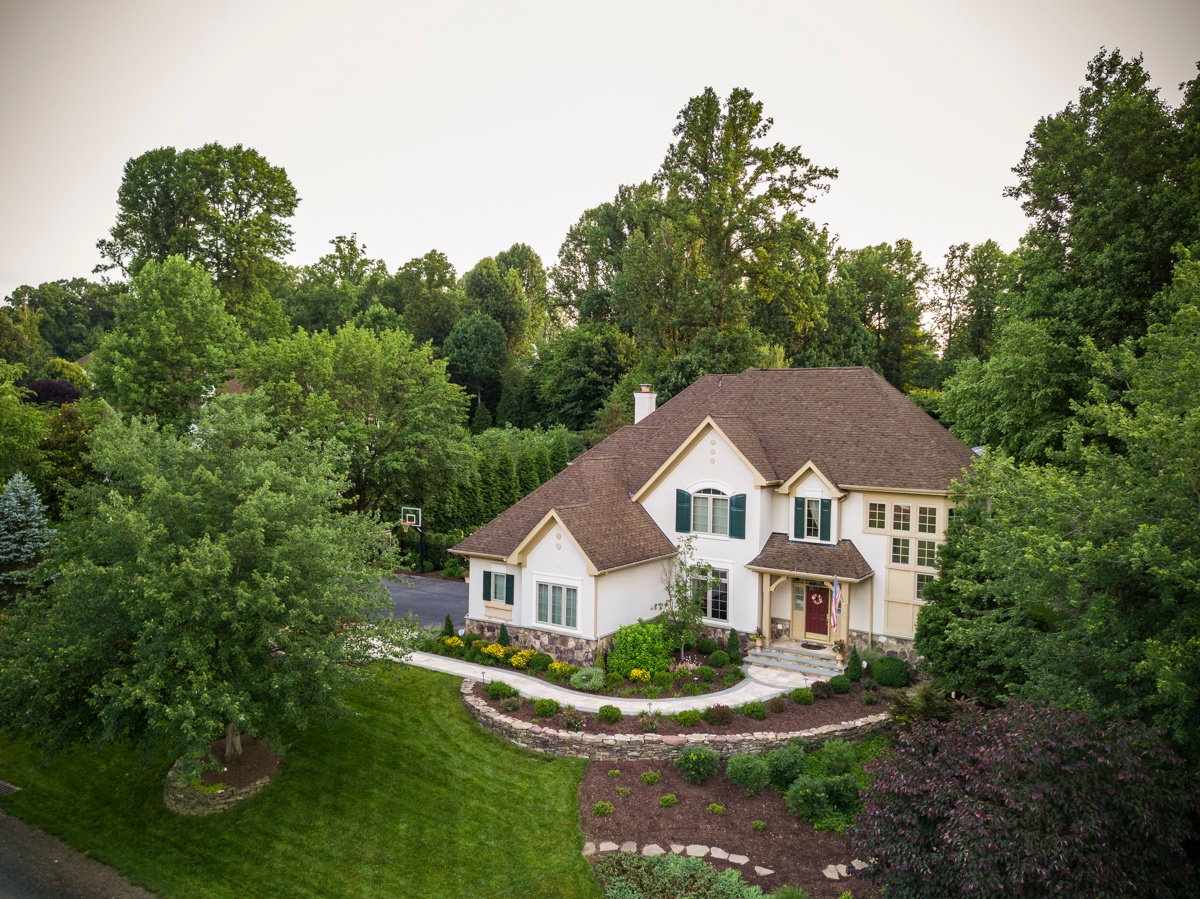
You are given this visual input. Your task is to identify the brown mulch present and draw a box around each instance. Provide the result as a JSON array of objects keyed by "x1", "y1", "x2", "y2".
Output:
[
  {"x1": 579, "y1": 757, "x2": 880, "y2": 898},
  {"x1": 199, "y1": 736, "x2": 280, "y2": 788},
  {"x1": 480, "y1": 682, "x2": 886, "y2": 736}
]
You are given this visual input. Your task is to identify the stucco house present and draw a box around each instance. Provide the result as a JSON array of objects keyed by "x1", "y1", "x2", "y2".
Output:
[{"x1": 452, "y1": 367, "x2": 976, "y2": 672}]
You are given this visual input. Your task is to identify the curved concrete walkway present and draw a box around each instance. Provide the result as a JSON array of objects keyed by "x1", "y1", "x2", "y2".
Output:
[{"x1": 404, "y1": 651, "x2": 810, "y2": 714}]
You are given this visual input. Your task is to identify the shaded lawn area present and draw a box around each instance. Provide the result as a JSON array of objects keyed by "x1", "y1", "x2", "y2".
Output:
[{"x1": 0, "y1": 664, "x2": 600, "y2": 899}]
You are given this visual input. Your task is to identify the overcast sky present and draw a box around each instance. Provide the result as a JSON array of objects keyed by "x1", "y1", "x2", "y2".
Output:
[{"x1": 1, "y1": 0, "x2": 1197, "y2": 300}]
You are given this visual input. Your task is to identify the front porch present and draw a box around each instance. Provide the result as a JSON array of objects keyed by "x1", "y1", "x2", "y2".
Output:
[{"x1": 743, "y1": 638, "x2": 847, "y2": 680}]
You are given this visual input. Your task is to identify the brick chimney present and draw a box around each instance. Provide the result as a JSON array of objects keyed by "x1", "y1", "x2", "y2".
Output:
[{"x1": 633, "y1": 384, "x2": 657, "y2": 423}]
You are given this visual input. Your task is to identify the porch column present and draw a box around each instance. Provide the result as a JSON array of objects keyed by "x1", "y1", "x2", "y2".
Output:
[{"x1": 761, "y1": 573, "x2": 771, "y2": 648}]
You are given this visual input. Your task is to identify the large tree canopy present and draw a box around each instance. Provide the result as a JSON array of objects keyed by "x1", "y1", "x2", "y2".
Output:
[
  {"x1": 4, "y1": 278, "x2": 122, "y2": 363},
  {"x1": 0, "y1": 396, "x2": 400, "y2": 775},
  {"x1": 284, "y1": 234, "x2": 390, "y2": 334},
  {"x1": 90, "y1": 255, "x2": 243, "y2": 430}
]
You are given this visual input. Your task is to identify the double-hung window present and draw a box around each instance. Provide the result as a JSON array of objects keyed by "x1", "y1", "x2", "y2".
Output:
[
  {"x1": 692, "y1": 569, "x2": 729, "y2": 621},
  {"x1": 536, "y1": 583, "x2": 577, "y2": 629},
  {"x1": 676, "y1": 488, "x2": 746, "y2": 538},
  {"x1": 482, "y1": 571, "x2": 514, "y2": 605},
  {"x1": 794, "y1": 496, "x2": 832, "y2": 542}
]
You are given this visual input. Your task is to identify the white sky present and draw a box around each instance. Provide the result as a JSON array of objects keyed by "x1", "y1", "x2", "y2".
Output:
[{"x1": 1, "y1": 0, "x2": 1197, "y2": 300}]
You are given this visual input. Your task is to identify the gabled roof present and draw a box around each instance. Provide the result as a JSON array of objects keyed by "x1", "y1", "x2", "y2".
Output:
[
  {"x1": 747, "y1": 534, "x2": 873, "y2": 581},
  {"x1": 453, "y1": 367, "x2": 975, "y2": 569}
]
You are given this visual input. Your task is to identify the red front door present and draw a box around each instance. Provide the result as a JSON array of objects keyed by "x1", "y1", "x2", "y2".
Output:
[{"x1": 805, "y1": 585, "x2": 830, "y2": 637}]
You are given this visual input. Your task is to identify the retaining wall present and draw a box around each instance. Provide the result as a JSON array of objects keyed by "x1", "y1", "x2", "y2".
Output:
[
  {"x1": 162, "y1": 761, "x2": 273, "y2": 816},
  {"x1": 460, "y1": 681, "x2": 891, "y2": 761}
]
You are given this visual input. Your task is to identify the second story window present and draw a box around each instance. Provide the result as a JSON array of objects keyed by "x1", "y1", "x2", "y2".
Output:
[
  {"x1": 794, "y1": 496, "x2": 832, "y2": 542},
  {"x1": 675, "y1": 488, "x2": 746, "y2": 539}
]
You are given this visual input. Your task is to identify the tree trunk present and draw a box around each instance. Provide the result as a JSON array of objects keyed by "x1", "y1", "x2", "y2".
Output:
[{"x1": 225, "y1": 722, "x2": 243, "y2": 766}]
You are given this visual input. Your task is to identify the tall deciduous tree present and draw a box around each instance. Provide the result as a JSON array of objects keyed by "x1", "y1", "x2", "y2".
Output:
[
  {"x1": 440, "y1": 312, "x2": 510, "y2": 405},
  {"x1": 0, "y1": 396, "x2": 404, "y2": 774},
  {"x1": 90, "y1": 256, "x2": 243, "y2": 430},
  {"x1": 4, "y1": 279, "x2": 122, "y2": 363},
  {"x1": 0, "y1": 362, "x2": 45, "y2": 481},
  {"x1": 96, "y1": 143, "x2": 299, "y2": 340},
  {"x1": 284, "y1": 234, "x2": 390, "y2": 333},
  {"x1": 241, "y1": 323, "x2": 471, "y2": 524},
  {"x1": 928, "y1": 240, "x2": 1013, "y2": 363},
  {"x1": 533, "y1": 322, "x2": 636, "y2": 431},
  {"x1": 393, "y1": 250, "x2": 475, "y2": 347}
]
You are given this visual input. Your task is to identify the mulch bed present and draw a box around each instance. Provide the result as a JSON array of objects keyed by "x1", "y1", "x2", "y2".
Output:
[
  {"x1": 199, "y1": 736, "x2": 280, "y2": 788},
  {"x1": 480, "y1": 682, "x2": 885, "y2": 736},
  {"x1": 579, "y1": 757, "x2": 880, "y2": 898}
]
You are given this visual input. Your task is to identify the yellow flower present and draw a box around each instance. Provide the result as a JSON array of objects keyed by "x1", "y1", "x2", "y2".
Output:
[
  {"x1": 509, "y1": 649, "x2": 536, "y2": 668},
  {"x1": 629, "y1": 668, "x2": 652, "y2": 683},
  {"x1": 443, "y1": 636, "x2": 464, "y2": 647},
  {"x1": 481, "y1": 643, "x2": 508, "y2": 659}
]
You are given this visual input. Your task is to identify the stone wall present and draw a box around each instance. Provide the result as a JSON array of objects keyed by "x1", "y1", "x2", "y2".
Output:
[
  {"x1": 460, "y1": 681, "x2": 891, "y2": 761},
  {"x1": 162, "y1": 761, "x2": 273, "y2": 816},
  {"x1": 465, "y1": 618, "x2": 609, "y2": 666},
  {"x1": 848, "y1": 630, "x2": 920, "y2": 667}
]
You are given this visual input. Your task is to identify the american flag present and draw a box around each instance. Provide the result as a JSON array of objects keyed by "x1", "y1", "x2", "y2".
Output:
[{"x1": 830, "y1": 577, "x2": 841, "y2": 632}]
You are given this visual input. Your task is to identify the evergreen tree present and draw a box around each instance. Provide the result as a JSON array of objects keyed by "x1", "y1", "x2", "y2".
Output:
[
  {"x1": 470, "y1": 398, "x2": 493, "y2": 435},
  {"x1": 0, "y1": 473, "x2": 55, "y2": 605}
]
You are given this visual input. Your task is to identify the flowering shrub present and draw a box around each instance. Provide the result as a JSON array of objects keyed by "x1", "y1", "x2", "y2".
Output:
[
  {"x1": 547, "y1": 661, "x2": 576, "y2": 678},
  {"x1": 851, "y1": 704, "x2": 1199, "y2": 898},
  {"x1": 561, "y1": 708, "x2": 584, "y2": 731},
  {"x1": 481, "y1": 642, "x2": 508, "y2": 661},
  {"x1": 508, "y1": 649, "x2": 536, "y2": 668},
  {"x1": 442, "y1": 635, "x2": 463, "y2": 647},
  {"x1": 628, "y1": 668, "x2": 652, "y2": 683}
]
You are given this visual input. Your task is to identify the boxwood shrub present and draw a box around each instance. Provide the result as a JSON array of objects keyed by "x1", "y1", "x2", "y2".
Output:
[
  {"x1": 829, "y1": 674, "x2": 852, "y2": 694},
  {"x1": 533, "y1": 698, "x2": 559, "y2": 717},
  {"x1": 872, "y1": 656, "x2": 910, "y2": 687},
  {"x1": 726, "y1": 753, "x2": 770, "y2": 796},
  {"x1": 485, "y1": 680, "x2": 516, "y2": 700},
  {"x1": 674, "y1": 745, "x2": 720, "y2": 784},
  {"x1": 597, "y1": 704, "x2": 622, "y2": 724},
  {"x1": 526, "y1": 651, "x2": 553, "y2": 673},
  {"x1": 707, "y1": 650, "x2": 730, "y2": 668},
  {"x1": 675, "y1": 709, "x2": 702, "y2": 728},
  {"x1": 791, "y1": 687, "x2": 814, "y2": 705},
  {"x1": 740, "y1": 700, "x2": 768, "y2": 720},
  {"x1": 697, "y1": 637, "x2": 719, "y2": 655}
]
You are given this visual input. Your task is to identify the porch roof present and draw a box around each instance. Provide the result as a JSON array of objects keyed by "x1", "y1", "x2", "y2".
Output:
[{"x1": 747, "y1": 533, "x2": 873, "y2": 582}]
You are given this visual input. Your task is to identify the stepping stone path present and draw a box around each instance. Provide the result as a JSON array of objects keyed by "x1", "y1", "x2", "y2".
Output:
[{"x1": 583, "y1": 839, "x2": 858, "y2": 883}]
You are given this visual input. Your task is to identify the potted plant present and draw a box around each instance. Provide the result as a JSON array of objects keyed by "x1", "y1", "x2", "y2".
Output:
[
  {"x1": 832, "y1": 639, "x2": 847, "y2": 664},
  {"x1": 754, "y1": 627, "x2": 764, "y2": 651}
]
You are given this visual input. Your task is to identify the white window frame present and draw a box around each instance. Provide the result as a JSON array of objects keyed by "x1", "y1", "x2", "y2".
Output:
[
  {"x1": 867, "y1": 501, "x2": 887, "y2": 530},
  {"x1": 918, "y1": 505, "x2": 938, "y2": 534},
  {"x1": 535, "y1": 580, "x2": 579, "y2": 630},
  {"x1": 691, "y1": 488, "x2": 730, "y2": 537},
  {"x1": 489, "y1": 569, "x2": 509, "y2": 604},
  {"x1": 692, "y1": 568, "x2": 729, "y2": 622},
  {"x1": 916, "y1": 539, "x2": 939, "y2": 569},
  {"x1": 916, "y1": 572, "x2": 935, "y2": 600}
]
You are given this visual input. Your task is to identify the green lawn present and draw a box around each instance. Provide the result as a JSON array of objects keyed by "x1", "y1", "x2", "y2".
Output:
[{"x1": 0, "y1": 664, "x2": 601, "y2": 899}]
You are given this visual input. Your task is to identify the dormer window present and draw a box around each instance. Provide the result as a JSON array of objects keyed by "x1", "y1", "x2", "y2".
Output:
[
  {"x1": 793, "y1": 496, "x2": 832, "y2": 542},
  {"x1": 675, "y1": 488, "x2": 746, "y2": 539}
]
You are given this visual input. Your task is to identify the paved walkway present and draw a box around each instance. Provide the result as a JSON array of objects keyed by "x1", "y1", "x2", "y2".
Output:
[{"x1": 404, "y1": 651, "x2": 809, "y2": 714}]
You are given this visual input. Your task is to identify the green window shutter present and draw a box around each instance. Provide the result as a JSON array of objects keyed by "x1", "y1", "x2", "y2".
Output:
[
  {"x1": 729, "y1": 494, "x2": 746, "y2": 539},
  {"x1": 793, "y1": 498, "x2": 803, "y2": 538},
  {"x1": 820, "y1": 498, "x2": 832, "y2": 542},
  {"x1": 675, "y1": 489, "x2": 692, "y2": 533},
  {"x1": 505, "y1": 573, "x2": 515, "y2": 605},
  {"x1": 482, "y1": 570, "x2": 492, "y2": 602}
]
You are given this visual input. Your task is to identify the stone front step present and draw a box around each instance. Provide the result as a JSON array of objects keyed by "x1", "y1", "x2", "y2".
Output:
[{"x1": 745, "y1": 643, "x2": 846, "y2": 680}]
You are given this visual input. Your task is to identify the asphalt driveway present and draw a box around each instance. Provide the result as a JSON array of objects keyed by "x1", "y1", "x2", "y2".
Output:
[{"x1": 383, "y1": 574, "x2": 468, "y2": 630}]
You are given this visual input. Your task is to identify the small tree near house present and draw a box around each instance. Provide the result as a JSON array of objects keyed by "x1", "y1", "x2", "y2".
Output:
[{"x1": 656, "y1": 536, "x2": 715, "y2": 661}]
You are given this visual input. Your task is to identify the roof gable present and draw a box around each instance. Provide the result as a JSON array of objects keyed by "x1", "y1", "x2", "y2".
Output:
[{"x1": 631, "y1": 416, "x2": 772, "y2": 503}]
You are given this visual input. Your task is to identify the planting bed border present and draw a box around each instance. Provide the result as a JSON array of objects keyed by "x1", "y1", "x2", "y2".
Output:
[
  {"x1": 460, "y1": 681, "x2": 891, "y2": 760},
  {"x1": 163, "y1": 760, "x2": 274, "y2": 816}
]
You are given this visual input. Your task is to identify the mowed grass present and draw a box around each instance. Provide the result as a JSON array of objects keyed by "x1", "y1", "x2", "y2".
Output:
[{"x1": 0, "y1": 664, "x2": 601, "y2": 899}]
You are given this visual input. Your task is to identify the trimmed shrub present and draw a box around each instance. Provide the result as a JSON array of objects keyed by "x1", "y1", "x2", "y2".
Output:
[
  {"x1": 526, "y1": 651, "x2": 553, "y2": 673},
  {"x1": 846, "y1": 645, "x2": 863, "y2": 681},
  {"x1": 708, "y1": 649, "x2": 730, "y2": 668},
  {"x1": 607, "y1": 619, "x2": 672, "y2": 678},
  {"x1": 829, "y1": 674, "x2": 851, "y2": 694},
  {"x1": 658, "y1": 793, "x2": 677, "y2": 808},
  {"x1": 597, "y1": 704, "x2": 622, "y2": 724},
  {"x1": 695, "y1": 665, "x2": 715, "y2": 683},
  {"x1": 592, "y1": 800, "x2": 614, "y2": 817},
  {"x1": 766, "y1": 740, "x2": 808, "y2": 791},
  {"x1": 604, "y1": 672, "x2": 624, "y2": 690},
  {"x1": 704, "y1": 704, "x2": 735, "y2": 726},
  {"x1": 675, "y1": 745, "x2": 720, "y2": 784},
  {"x1": 810, "y1": 680, "x2": 833, "y2": 700},
  {"x1": 533, "y1": 698, "x2": 559, "y2": 717},
  {"x1": 810, "y1": 739, "x2": 857, "y2": 777},
  {"x1": 726, "y1": 753, "x2": 770, "y2": 796},
  {"x1": 498, "y1": 623, "x2": 510, "y2": 646},
  {"x1": 653, "y1": 669, "x2": 675, "y2": 690},
  {"x1": 641, "y1": 770, "x2": 661, "y2": 785},
  {"x1": 725, "y1": 627, "x2": 740, "y2": 654},
  {"x1": 740, "y1": 700, "x2": 768, "y2": 720},
  {"x1": 850, "y1": 704, "x2": 1198, "y2": 898},
  {"x1": 708, "y1": 804, "x2": 725, "y2": 815},
  {"x1": 441, "y1": 614, "x2": 454, "y2": 637},
  {"x1": 872, "y1": 656, "x2": 909, "y2": 688},
  {"x1": 768, "y1": 696, "x2": 787, "y2": 714},
  {"x1": 570, "y1": 667, "x2": 606, "y2": 692},
  {"x1": 697, "y1": 637, "x2": 719, "y2": 655},
  {"x1": 485, "y1": 680, "x2": 516, "y2": 700},
  {"x1": 676, "y1": 709, "x2": 702, "y2": 728},
  {"x1": 791, "y1": 687, "x2": 814, "y2": 705}
]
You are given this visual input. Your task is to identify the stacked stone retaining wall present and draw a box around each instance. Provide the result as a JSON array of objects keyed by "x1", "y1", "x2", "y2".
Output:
[
  {"x1": 163, "y1": 761, "x2": 273, "y2": 816},
  {"x1": 460, "y1": 681, "x2": 891, "y2": 761}
]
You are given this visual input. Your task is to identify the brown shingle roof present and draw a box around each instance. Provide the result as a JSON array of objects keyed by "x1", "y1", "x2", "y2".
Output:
[
  {"x1": 747, "y1": 534, "x2": 873, "y2": 580},
  {"x1": 453, "y1": 367, "x2": 975, "y2": 569}
]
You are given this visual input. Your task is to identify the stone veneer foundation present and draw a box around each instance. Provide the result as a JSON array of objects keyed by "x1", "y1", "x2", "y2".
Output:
[
  {"x1": 848, "y1": 630, "x2": 920, "y2": 666},
  {"x1": 162, "y1": 761, "x2": 273, "y2": 816},
  {"x1": 460, "y1": 680, "x2": 891, "y2": 760}
]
